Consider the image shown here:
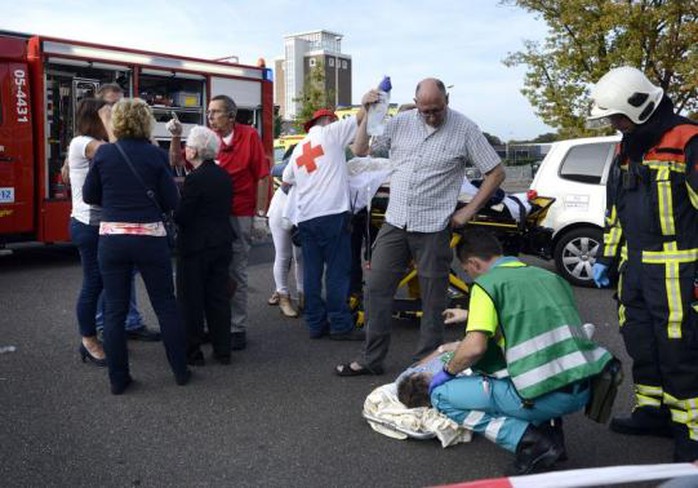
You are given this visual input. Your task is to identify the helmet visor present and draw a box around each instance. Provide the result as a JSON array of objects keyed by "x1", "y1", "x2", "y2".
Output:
[{"x1": 585, "y1": 117, "x2": 613, "y2": 130}]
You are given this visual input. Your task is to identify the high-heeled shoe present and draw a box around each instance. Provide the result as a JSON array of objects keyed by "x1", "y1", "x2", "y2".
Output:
[{"x1": 79, "y1": 343, "x2": 107, "y2": 367}]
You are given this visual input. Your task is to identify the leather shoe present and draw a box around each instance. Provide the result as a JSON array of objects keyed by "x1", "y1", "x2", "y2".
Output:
[
  {"x1": 509, "y1": 425, "x2": 562, "y2": 476},
  {"x1": 231, "y1": 330, "x2": 247, "y2": 351},
  {"x1": 126, "y1": 325, "x2": 161, "y2": 342},
  {"x1": 610, "y1": 407, "x2": 673, "y2": 438},
  {"x1": 175, "y1": 369, "x2": 192, "y2": 386},
  {"x1": 187, "y1": 349, "x2": 205, "y2": 367},
  {"x1": 330, "y1": 329, "x2": 365, "y2": 341},
  {"x1": 110, "y1": 375, "x2": 133, "y2": 395},
  {"x1": 542, "y1": 417, "x2": 568, "y2": 462}
]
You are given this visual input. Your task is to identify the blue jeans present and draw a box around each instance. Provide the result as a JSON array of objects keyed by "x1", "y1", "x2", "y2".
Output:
[
  {"x1": 298, "y1": 212, "x2": 353, "y2": 336},
  {"x1": 69, "y1": 219, "x2": 102, "y2": 337},
  {"x1": 98, "y1": 234, "x2": 187, "y2": 385},
  {"x1": 432, "y1": 375, "x2": 590, "y2": 452},
  {"x1": 96, "y1": 268, "x2": 143, "y2": 331}
]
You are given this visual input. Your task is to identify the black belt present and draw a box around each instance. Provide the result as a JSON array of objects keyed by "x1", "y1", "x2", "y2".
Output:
[{"x1": 558, "y1": 380, "x2": 590, "y2": 394}]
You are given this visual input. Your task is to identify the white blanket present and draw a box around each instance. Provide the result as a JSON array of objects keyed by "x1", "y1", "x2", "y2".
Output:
[{"x1": 362, "y1": 382, "x2": 472, "y2": 448}]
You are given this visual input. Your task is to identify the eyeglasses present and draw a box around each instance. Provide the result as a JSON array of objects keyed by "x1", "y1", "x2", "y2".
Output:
[
  {"x1": 419, "y1": 107, "x2": 446, "y2": 117},
  {"x1": 206, "y1": 109, "x2": 227, "y2": 116}
]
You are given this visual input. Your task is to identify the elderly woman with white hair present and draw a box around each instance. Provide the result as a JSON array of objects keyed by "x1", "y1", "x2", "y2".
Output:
[{"x1": 175, "y1": 125, "x2": 235, "y2": 366}]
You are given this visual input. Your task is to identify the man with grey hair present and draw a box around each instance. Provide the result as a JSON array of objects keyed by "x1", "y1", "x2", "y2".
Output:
[
  {"x1": 336, "y1": 77, "x2": 506, "y2": 376},
  {"x1": 175, "y1": 125, "x2": 234, "y2": 365}
]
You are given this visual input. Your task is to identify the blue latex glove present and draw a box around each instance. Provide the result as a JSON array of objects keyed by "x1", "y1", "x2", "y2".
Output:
[
  {"x1": 429, "y1": 367, "x2": 456, "y2": 396},
  {"x1": 592, "y1": 262, "x2": 610, "y2": 288}
]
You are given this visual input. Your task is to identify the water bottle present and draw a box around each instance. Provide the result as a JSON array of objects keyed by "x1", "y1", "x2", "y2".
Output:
[{"x1": 367, "y1": 76, "x2": 392, "y2": 136}]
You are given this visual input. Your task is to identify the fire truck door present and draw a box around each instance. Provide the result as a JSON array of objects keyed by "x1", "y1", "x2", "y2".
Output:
[{"x1": 0, "y1": 61, "x2": 34, "y2": 237}]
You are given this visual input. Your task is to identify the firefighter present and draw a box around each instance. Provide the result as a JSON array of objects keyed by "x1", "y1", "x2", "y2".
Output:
[{"x1": 588, "y1": 66, "x2": 698, "y2": 462}]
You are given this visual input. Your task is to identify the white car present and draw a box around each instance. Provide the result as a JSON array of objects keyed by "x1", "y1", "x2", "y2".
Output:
[{"x1": 530, "y1": 135, "x2": 621, "y2": 287}]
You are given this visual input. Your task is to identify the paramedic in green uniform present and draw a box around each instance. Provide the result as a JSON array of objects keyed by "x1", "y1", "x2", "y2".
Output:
[{"x1": 429, "y1": 229, "x2": 612, "y2": 475}]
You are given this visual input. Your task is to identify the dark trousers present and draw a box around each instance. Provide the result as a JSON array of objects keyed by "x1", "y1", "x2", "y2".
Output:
[
  {"x1": 70, "y1": 218, "x2": 103, "y2": 338},
  {"x1": 177, "y1": 245, "x2": 232, "y2": 358},
  {"x1": 619, "y1": 252, "x2": 698, "y2": 442},
  {"x1": 98, "y1": 234, "x2": 187, "y2": 386},
  {"x1": 298, "y1": 212, "x2": 353, "y2": 336},
  {"x1": 360, "y1": 224, "x2": 452, "y2": 370}
]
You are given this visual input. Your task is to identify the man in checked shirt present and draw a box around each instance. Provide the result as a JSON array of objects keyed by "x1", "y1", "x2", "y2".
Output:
[{"x1": 336, "y1": 78, "x2": 506, "y2": 376}]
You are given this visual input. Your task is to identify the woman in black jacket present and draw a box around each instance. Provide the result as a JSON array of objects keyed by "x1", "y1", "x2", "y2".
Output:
[
  {"x1": 175, "y1": 126, "x2": 234, "y2": 365},
  {"x1": 83, "y1": 98, "x2": 189, "y2": 394}
]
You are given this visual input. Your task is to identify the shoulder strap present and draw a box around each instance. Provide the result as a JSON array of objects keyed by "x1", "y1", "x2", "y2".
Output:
[{"x1": 114, "y1": 142, "x2": 164, "y2": 214}]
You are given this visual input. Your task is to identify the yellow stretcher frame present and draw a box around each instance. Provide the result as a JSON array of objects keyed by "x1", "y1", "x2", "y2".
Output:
[{"x1": 352, "y1": 194, "x2": 556, "y2": 326}]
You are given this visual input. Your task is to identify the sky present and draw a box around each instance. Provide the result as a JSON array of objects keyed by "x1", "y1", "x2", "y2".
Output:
[{"x1": 3, "y1": 0, "x2": 554, "y2": 140}]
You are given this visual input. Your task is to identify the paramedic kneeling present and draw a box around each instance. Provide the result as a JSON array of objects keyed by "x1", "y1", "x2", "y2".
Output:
[{"x1": 429, "y1": 229, "x2": 612, "y2": 475}]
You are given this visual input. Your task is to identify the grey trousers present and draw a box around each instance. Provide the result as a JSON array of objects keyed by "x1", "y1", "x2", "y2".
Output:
[
  {"x1": 360, "y1": 224, "x2": 452, "y2": 371},
  {"x1": 229, "y1": 216, "x2": 252, "y2": 331}
]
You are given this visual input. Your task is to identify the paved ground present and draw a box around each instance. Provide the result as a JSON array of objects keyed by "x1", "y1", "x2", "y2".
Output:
[{"x1": 0, "y1": 242, "x2": 676, "y2": 487}]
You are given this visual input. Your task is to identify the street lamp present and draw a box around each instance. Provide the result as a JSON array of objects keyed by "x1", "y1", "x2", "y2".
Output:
[{"x1": 334, "y1": 36, "x2": 341, "y2": 108}]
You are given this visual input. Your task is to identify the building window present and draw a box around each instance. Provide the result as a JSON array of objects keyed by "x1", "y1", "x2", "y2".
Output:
[
  {"x1": 342, "y1": 60, "x2": 348, "y2": 69},
  {"x1": 328, "y1": 57, "x2": 334, "y2": 67},
  {"x1": 309, "y1": 58, "x2": 316, "y2": 67}
]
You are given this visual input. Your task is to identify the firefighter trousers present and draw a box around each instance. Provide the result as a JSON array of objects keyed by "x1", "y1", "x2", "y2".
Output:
[{"x1": 618, "y1": 250, "x2": 698, "y2": 441}]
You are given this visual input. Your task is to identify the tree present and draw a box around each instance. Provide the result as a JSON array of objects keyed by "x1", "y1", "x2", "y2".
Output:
[
  {"x1": 503, "y1": 0, "x2": 698, "y2": 138},
  {"x1": 483, "y1": 132, "x2": 504, "y2": 146},
  {"x1": 532, "y1": 132, "x2": 559, "y2": 143},
  {"x1": 293, "y1": 60, "x2": 335, "y2": 133}
]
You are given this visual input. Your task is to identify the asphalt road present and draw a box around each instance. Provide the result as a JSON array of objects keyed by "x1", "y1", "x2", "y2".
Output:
[{"x1": 0, "y1": 242, "x2": 676, "y2": 488}]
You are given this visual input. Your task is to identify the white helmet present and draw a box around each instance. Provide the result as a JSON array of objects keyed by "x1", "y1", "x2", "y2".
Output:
[{"x1": 588, "y1": 66, "x2": 664, "y2": 125}]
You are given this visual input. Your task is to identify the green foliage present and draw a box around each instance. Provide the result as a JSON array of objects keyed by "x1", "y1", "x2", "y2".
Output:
[
  {"x1": 531, "y1": 132, "x2": 559, "y2": 143},
  {"x1": 503, "y1": 0, "x2": 698, "y2": 137},
  {"x1": 483, "y1": 132, "x2": 504, "y2": 146},
  {"x1": 293, "y1": 60, "x2": 335, "y2": 133}
]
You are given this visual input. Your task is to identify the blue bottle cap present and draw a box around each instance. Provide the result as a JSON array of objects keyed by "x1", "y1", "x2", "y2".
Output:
[{"x1": 378, "y1": 76, "x2": 392, "y2": 92}]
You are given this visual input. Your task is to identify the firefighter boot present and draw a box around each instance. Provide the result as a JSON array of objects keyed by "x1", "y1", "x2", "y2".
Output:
[
  {"x1": 673, "y1": 426, "x2": 698, "y2": 463},
  {"x1": 508, "y1": 425, "x2": 563, "y2": 476},
  {"x1": 610, "y1": 406, "x2": 673, "y2": 438}
]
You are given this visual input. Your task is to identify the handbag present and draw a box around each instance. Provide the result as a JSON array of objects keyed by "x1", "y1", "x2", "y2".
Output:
[{"x1": 114, "y1": 142, "x2": 178, "y2": 249}]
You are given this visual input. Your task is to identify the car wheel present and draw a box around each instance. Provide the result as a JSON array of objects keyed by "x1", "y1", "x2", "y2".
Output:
[{"x1": 553, "y1": 226, "x2": 603, "y2": 287}]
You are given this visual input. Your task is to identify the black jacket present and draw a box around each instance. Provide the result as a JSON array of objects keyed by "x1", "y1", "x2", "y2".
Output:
[{"x1": 174, "y1": 160, "x2": 235, "y2": 256}]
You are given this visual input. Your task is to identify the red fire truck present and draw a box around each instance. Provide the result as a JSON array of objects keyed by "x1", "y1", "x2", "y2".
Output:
[{"x1": 0, "y1": 31, "x2": 273, "y2": 247}]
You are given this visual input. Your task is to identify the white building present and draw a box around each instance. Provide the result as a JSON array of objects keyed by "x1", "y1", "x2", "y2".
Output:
[{"x1": 274, "y1": 30, "x2": 352, "y2": 119}]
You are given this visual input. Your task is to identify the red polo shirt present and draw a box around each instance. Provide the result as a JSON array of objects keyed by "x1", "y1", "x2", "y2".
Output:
[{"x1": 217, "y1": 123, "x2": 270, "y2": 216}]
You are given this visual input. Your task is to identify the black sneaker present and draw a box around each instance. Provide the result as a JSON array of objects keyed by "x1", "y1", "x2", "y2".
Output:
[
  {"x1": 126, "y1": 325, "x2": 161, "y2": 342},
  {"x1": 509, "y1": 425, "x2": 563, "y2": 476}
]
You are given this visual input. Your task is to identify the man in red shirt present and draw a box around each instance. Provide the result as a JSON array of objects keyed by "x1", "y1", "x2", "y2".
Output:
[{"x1": 170, "y1": 95, "x2": 270, "y2": 351}]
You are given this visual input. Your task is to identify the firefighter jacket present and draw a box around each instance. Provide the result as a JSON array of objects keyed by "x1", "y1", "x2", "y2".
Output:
[{"x1": 599, "y1": 107, "x2": 698, "y2": 267}]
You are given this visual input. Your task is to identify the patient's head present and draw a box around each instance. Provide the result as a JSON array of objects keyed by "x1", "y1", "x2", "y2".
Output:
[{"x1": 397, "y1": 372, "x2": 432, "y2": 408}]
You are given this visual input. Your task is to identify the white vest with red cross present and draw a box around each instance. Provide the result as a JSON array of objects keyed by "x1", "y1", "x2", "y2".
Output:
[{"x1": 282, "y1": 116, "x2": 358, "y2": 223}]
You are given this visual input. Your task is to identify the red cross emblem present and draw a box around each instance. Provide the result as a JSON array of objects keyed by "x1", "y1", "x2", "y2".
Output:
[{"x1": 296, "y1": 141, "x2": 324, "y2": 173}]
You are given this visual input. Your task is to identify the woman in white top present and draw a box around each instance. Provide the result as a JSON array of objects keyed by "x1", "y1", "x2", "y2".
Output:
[
  {"x1": 266, "y1": 183, "x2": 303, "y2": 317},
  {"x1": 68, "y1": 98, "x2": 111, "y2": 367}
]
